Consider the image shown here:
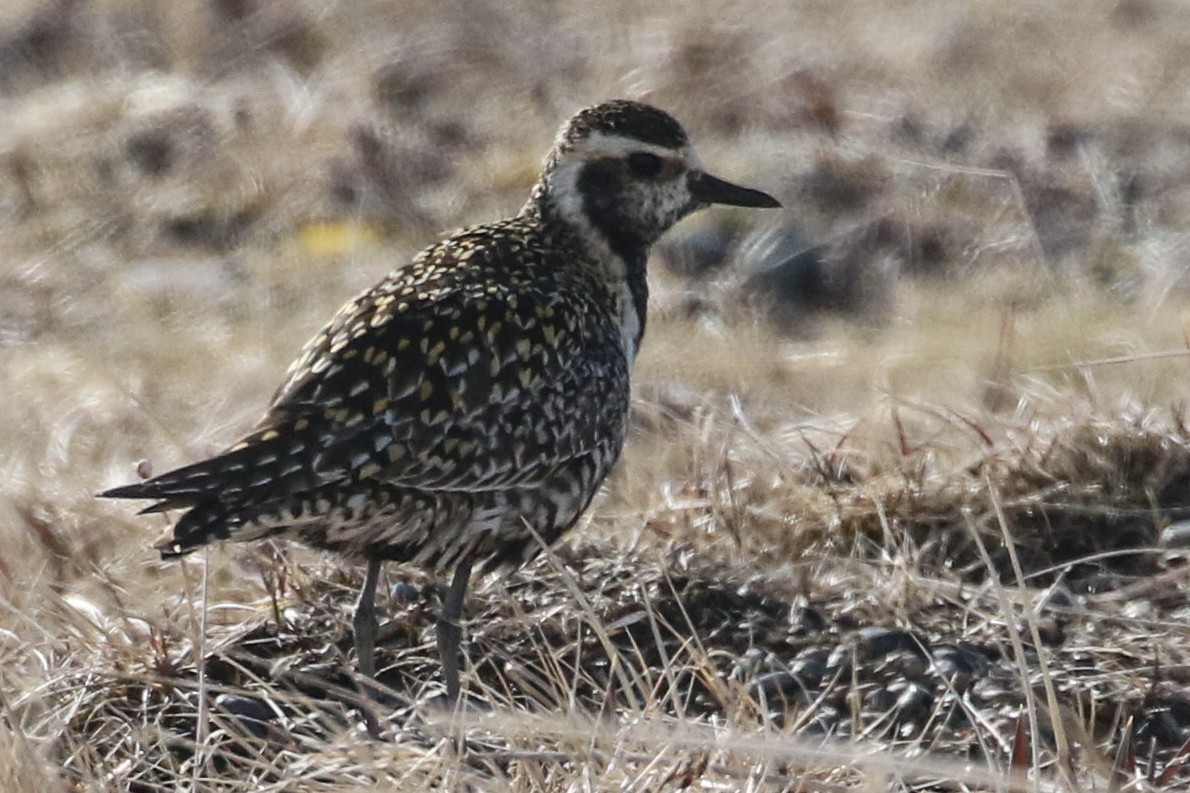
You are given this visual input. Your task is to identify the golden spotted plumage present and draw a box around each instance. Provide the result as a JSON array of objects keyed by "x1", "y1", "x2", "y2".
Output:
[{"x1": 102, "y1": 99, "x2": 780, "y2": 708}]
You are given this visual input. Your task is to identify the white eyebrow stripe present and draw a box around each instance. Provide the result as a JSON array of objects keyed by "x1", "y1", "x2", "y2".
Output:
[{"x1": 569, "y1": 131, "x2": 698, "y2": 163}]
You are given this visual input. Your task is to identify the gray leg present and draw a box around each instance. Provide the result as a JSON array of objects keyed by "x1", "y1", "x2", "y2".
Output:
[
  {"x1": 353, "y1": 557, "x2": 383, "y2": 680},
  {"x1": 438, "y1": 556, "x2": 473, "y2": 704},
  {"x1": 353, "y1": 558, "x2": 384, "y2": 738}
]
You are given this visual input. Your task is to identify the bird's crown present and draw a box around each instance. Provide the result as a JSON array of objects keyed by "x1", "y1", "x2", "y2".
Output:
[{"x1": 554, "y1": 99, "x2": 690, "y2": 154}]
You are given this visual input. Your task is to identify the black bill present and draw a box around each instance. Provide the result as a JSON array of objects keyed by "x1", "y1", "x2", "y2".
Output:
[{"x1": 688, "y1": 170, "x2": 781, "y2": 208}]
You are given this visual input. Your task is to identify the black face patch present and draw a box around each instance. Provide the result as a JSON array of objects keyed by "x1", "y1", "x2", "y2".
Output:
[
  {"x1": 575, "y1": 160, "x2": 642, "y2": 263},
  {"x1": 575, "y1": 159, "x2": 649, "y2": 348},
  {"x1": 561, "y1": 100, "x2": 689, "y2": 152}
]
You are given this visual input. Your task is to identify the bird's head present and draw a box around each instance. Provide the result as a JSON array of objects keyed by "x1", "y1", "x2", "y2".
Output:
[{"x1": 527, "y1": 100, "x2": 780, "y2": 261}]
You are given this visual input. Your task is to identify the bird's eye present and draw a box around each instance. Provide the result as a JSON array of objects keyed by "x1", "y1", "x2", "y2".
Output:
[{"x1": 626, "y1": 152, "x2": 663, "y2": 177}]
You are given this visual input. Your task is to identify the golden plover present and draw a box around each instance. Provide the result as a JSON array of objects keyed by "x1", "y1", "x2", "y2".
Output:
[{"x1": 103, "y1": 99, "x2": 780, "y2": 710}]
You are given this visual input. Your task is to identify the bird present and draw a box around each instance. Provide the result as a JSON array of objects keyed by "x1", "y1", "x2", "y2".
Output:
[{"x1": 102, "y1": 99, "x2": 780, "y2": 716}]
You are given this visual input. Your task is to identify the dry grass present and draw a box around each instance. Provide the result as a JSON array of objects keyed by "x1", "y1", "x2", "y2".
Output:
[{"x1": 7, "y1": 0, "x2": 1190, "y2": 790}]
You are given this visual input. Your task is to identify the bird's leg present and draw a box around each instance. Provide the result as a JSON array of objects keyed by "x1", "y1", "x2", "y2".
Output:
[
  {"x1": 353, "y1": 557, "x2": 383, "y2": 737},
  {"x1": 353, "y1": 557, "x2": 383, "y2": 679},
  {"x1": 437, "y1": 556, "x2": 473, "y2": 705}
]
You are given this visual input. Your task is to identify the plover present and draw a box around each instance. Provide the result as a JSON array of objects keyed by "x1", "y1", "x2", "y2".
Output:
[{"x1": 103, "y1": 98, "x2": 780, "y2": 715}]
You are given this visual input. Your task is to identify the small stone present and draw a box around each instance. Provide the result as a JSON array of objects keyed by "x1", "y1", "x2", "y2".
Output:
[
  {"x1": 789, "y1": 656, "x2": 827, "y2": 689},
  {"x1": 883, "y1": 649, "x2": 929, "y2": 680},
  {"x1": 799, "y1": 707, "x2": 841, "y2": 737},
  {"x1": 856, "y1": 627, "x2": 925, "y2": 661},
  {"x1": 889, "y1": 681, "x2": 933, "y2": 723},
  {"x1": 388, "y1": 580, "x2": 421, "y2": 605},
  {"x1": 751, "y1": 669, "x2": 814, "y2": 708},
  {"x1": 215, "y1": 694, "x2": 276, "y2": 739},
  {"x1": 864, "y1": 685, "x2": 898, "y2": 713},
  {"x1": 930, "y1": 645, "x2": 990, "y2": 692},
  {"x1": 1135, "y1": 707, "x2": 1182, "y2": 746},
  {"x1": 1025, "y1": 617, "x2": 1065, "y2": 647},
  {"x1": 825, "y1": 644, "x2": 852, "y2": 677},
  {"x1": 1159, "y1": 521, "x2": 1190, "y2": 549},
  {"x1": 861, "y1": 628, "x2": 923, "y2": 657}
]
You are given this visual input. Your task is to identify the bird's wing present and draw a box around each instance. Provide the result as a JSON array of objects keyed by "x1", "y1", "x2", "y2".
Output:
[{"x1": 104, "y1": 224, "x2": 629, "y2": 508}]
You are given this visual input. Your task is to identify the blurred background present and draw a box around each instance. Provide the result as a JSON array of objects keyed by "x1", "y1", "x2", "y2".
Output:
[{"x1": 7, "y1": 0, "x2": 1190, "y2": 788}]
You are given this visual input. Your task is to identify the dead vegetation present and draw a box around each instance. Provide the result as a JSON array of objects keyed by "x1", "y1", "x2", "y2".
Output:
[{"x1": 7, "y1": 0, "x2": 1190, "y2": 790}]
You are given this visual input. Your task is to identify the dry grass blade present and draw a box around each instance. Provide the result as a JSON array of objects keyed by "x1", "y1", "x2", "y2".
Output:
[
  {"x1": 1010, "y1": 713, "x2": 1030, "y2": 782},
  {"x1": 1154, "y1": 736, "x2": 1190, "y2": 787}
]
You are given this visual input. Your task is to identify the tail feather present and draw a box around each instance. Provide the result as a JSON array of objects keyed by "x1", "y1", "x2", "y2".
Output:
[
  {"x1": 152, "y1": 500, "x2": 292, "y2": 558},
  {"x1": 155, "y1": 479, "x2": 362, "y2": 558},
  {"x1": 102, "y1": 419, "x2": 327, "y2": 557},
  {"x1": 154, "y1": 502, "x2": 232, "y2": 558},
  {"x1": 100, "y1": 421, "x2": 321, "y2": 510},
  {"x1": 137, "y1": 500, "x2": 181, "y2": 516}
]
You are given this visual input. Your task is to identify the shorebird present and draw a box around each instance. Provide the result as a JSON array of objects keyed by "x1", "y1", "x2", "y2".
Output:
[{"x1": 103, "y1": 99, "x2": 780, "y2": 715}]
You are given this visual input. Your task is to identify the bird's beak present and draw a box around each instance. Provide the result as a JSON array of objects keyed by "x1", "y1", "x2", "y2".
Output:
[{"x1": 687, "y1": 170, "x2": 782, "y2": 208}]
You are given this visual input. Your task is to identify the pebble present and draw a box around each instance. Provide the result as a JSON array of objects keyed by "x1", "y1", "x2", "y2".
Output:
[
  {"x1": 864, "y1": 685, "x2": 898, "y2": 714},
  {"x1": 881, "y1": 649, "x2": 928, "y2": 680},
  {"x1": 930, "y1": 645, "x2": 990, "y2": 692},
  {"x1": 856, "y1": 627, "x2": 926, "y2": 661},
  {"x1": 889, "y1": 681, "x2": 934, "y2": 723},
  {"x1": 751, "y1": 669, "x2": 815, "y2": 708},
  {"x1": 1158, "y1": 521, "x2": 1190, "y2": 549},
  {"x1": 790, "y1": 656, "x2": 827, "y2": 689},
  {"x1": 215, "y1": 694, "x2": 277, "y2": 740},
  {"x1": 388, "y1": 580, "x2": 421, "y2": 605}
]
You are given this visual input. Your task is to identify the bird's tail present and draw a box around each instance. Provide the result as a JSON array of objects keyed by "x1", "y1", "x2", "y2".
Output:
[{"x1": 101, "y1": 420, "x2": 323, "y2": 557}]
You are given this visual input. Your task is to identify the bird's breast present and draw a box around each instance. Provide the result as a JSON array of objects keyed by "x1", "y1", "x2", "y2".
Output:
[
  {"x1": 613, "y1": 249, "x2": 649, "y2": 366},
  {"x1": 615, "y1": 279, "x2": 644, "y2": 365}
]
